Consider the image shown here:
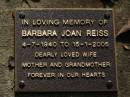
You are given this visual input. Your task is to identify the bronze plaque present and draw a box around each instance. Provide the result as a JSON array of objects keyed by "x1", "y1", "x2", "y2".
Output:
[{"x1": 15, "y1": 8, "x2": 117, "y2": 92}]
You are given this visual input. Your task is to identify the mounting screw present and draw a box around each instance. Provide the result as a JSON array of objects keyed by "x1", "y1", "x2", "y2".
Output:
[
  {"x1": 106, "y1": 80, "x2": 113, "y2": 89},
  {"x1": 104, "y1": 13, "x2": 110, "y2": 20},
  {"x1": 19, "y1": 80, "x2": 25, "y2": 89},
  {"x1": 19, "y1": 12, "x2": 25, "y2": 19}
]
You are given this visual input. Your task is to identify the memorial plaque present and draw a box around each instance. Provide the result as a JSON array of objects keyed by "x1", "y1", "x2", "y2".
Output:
[{"x1": 15, "y1": 8, "x2": 117, "y2": 92}]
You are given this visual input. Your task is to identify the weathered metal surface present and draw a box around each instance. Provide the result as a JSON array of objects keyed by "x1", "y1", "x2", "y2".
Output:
[{"x1": 15, "y1": 8, "x2": 117, "y2": 92}]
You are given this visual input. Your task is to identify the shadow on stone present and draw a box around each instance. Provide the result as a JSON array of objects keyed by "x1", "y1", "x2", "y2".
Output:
[
  {"x1": 31, "y1": 0, "x2": 40, "y2": 2},
  {"x1": 15, "y1": 92, "x2": 117, "y2": 97},
  {"x1": 116, "y1": 30, "x2": 130, "y2": 43}
]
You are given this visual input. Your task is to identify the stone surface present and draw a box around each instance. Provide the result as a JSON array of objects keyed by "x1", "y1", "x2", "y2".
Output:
[{"x1": 0, "y1": 0, "x2": 130, "y2": 97}]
